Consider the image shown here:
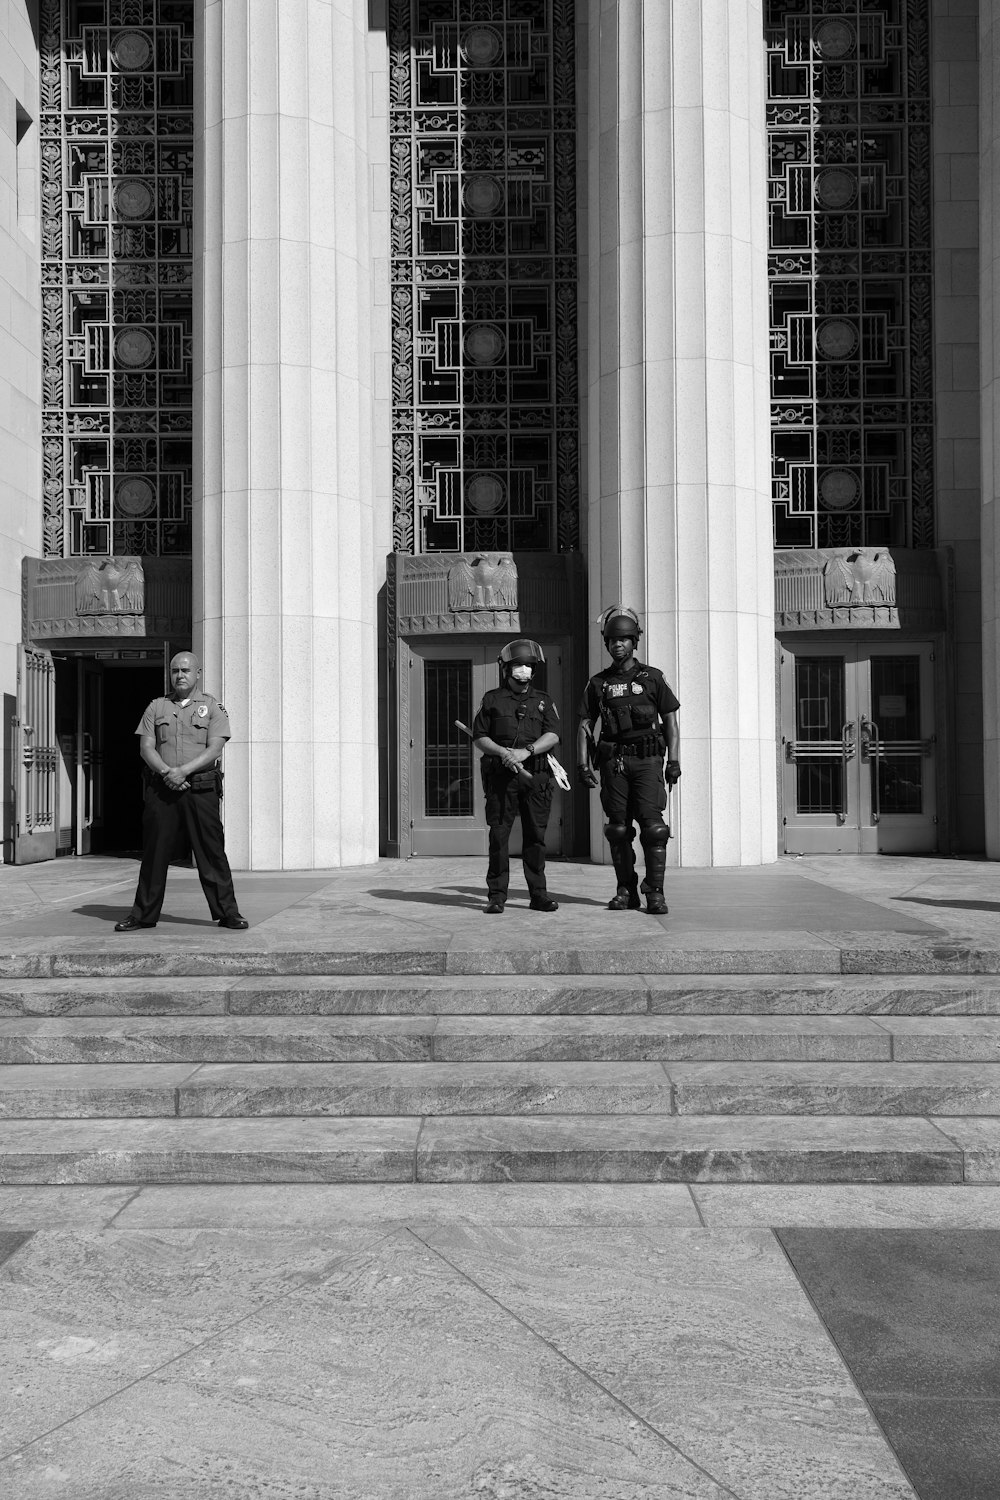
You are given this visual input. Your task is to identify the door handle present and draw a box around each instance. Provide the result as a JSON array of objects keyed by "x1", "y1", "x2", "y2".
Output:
[
  {"x1": 860, "y1": 716, "x2": 881, "y2": 823},
  {"x1": 839, "y1": 721, "x2": 856, "y2": 824}
]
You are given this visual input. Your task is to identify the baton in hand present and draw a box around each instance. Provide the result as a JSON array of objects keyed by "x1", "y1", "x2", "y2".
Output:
[{"x1": 455, "y1": 720, "x2": 534, "y2": 784}]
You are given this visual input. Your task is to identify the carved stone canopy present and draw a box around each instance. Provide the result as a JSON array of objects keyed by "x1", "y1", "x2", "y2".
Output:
[
  {"x1": 774, "y1": 547, "x2": 945, "y2": 632},
  {"x1": 22, "y1": 556, "x2": 192, "y2": 644}
]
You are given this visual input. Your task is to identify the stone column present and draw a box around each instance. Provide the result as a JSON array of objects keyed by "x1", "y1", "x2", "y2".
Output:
[
  {"x1": 586, "y1": 0, "x2": 777, "y2": 866},
  {"x1": 982, "y1": 0, "x2": 1000, "y2": 857},
  {"x1": 194, "y1": 0, "x2": 378, "y2": 868}
]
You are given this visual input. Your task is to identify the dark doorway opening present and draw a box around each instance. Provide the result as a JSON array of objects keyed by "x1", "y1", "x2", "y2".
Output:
[{"x1": 54, "y1": 658, "x2": 164, "y2": 855}]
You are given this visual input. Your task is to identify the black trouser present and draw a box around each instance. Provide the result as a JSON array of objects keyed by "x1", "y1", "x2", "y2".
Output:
[
  {"x1": 484, "y1": 769, "x2": 553, "y2": 901},
  {"x1": 599, "y1": 750, "x2": 667, "y2": 826},
  {"x1": 130, "y1": 779, "x2": 240, "y2": 925}
]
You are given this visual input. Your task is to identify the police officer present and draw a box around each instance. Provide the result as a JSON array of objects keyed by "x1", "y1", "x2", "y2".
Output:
[
  {"x1": 472, "y1": 639, "x2": 561, "y2": 914},
  {"x1": 114, "y1": 651, "x2": 248, "y2": 931},
  {"x1": 576, "y1": 608, "x2": 680, "y2": 915}
]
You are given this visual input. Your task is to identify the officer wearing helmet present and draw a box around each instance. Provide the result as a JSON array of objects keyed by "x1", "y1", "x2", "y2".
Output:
[
  {"x1": 576, "y1": 607, "x2": 680, "y2": 915},
  {"x1": 472, "y1": 639, "x2": 561, "y2": 914}
]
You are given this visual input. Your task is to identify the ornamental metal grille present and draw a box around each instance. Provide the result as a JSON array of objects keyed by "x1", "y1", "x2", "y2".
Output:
[
  {"x1": 389, "y1": 0, "x2": 579, "y2": 555},
  {"x1": 766, "y1": 1, "x2": 933, "y2": 549},
  {"x1": 39, "y1": 0, "x2": 193, "y2": 558}
]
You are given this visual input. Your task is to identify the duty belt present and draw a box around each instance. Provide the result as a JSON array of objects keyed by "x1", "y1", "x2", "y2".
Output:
[{"x1": 602, "y1": 735, "x2": 664, "y2": 772}]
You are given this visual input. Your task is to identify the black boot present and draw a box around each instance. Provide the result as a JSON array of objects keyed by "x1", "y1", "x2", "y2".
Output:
[
  {"x1": 605, "y1": 823, "x2": 641, "y2": 910},
  {"x1": 639, "y1": 824, "x2": 669, "y2": 915}
]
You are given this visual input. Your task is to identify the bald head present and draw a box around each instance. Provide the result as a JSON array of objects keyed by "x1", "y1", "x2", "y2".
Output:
[{"x1": 169, "y1": 652, "x2": 202, "y2": 700}]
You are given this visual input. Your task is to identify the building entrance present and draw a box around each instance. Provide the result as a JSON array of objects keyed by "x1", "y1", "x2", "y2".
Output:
[
  {"x1": 7, "y1": 651, "x2": 166, "y2": 864},
  {"x1": 780, "y1": 641, "x2": 938, "y2": 854},
  {"x1": 53, "y1": 656, "x2": 164, "y2": 857}
]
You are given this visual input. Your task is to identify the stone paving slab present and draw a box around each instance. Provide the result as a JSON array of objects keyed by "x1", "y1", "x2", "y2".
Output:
[
  {"x1": 667, "y1": 1061, "x2": 1000, "y2": 1115},
  {"x1": 0, "y1": 1012, "x2": 900, "y2": 1064},
  {"x1": 0, "y1": 1117, "x2": 422, "y2": 1184},
  {"x1": 415, "y1": 1115, "x2": 961, "y2": 1185},
  {"x1": 7, "y1": 971, "x2": 1000, "y2": 1015},
  {"x1": 0, "y1": 1015, "x2": 439, "y2": 1064},
  {"x1": 175, "y1": 1060, "x2": 676, "y2": 1117},
  {"x1": 0, "y1": 1114, "x2": 963, "y2": 1185},
  {"x1": 0, "y1": 1062, "x2": 201, "y2": 1117},
  {"x1": 2, "y1": 937, "x2": 1000, "y2": 978}
]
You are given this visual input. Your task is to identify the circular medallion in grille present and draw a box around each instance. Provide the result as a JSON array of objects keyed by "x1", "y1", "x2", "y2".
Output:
[
  {"x1": 116, "y1": 477, "x2": 156, "y2": 518},
  {"x1": 819, "y1": 469, "x2": 861, "y2": 511},
  {"x1": 462, "y1": 26, "x2": 504, "y2": 67},
  {"x1": 466, "y1": 473, "x2": 506, "y2": 515},
  {"x1": 814, "y1": 20, "x2": 856, "y2": 60},
  {"x1": 816, "y1": 318, "x2": 859, "y2": 360},
  {"x1": 114, "y1": 329, "x2": 156, "y2": 369},
  {"x1": 111, "y1": 29, "x2": 154, "y2": 71},
  {"x1": 463, "y1": 174, "x2": 504, "y2": 216},
  {"x1": 815, "y1": 167, "x2": 857, "y2": 209},
  {"x1": 113, "y1": 179, "x2": 154, "y2": 221},
  {"x1": 464, "y1": 323, "x2": 506, "y2": 365}
]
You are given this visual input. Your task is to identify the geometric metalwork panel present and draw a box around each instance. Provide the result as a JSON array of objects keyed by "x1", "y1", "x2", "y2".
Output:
[
  {"x1": 39, "y1": 0, "x2": 193, "y2": 558},
  {"x1": 389, "y1": 0, "x2": 579, "y2": 554},
  {"x1": 767, "y1": 1, "x2": 933, "y2": 549}
]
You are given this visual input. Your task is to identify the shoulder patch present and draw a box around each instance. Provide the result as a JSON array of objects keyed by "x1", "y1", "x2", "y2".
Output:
[{"x1": 216, "y1": 703, "x2": 226, "y2": 714}]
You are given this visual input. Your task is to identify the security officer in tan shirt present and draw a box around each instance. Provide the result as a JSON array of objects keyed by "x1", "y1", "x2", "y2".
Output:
[{"x1": 115, "y1": 651, "x2": 248, "y2": 931}]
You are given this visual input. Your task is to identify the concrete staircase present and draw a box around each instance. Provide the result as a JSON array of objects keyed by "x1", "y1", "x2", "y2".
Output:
[{"x1": 2, "y1": 949, "x2": 1000, "y2": 1185}]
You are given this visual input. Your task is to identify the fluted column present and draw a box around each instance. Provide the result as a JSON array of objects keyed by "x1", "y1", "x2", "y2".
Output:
[
  {"x1": 587, "y1": 0, "x2": 777, "y2": 866},
  {"x1": 194, "y1": 0, "x2": 378, "y2": 868},
  {"x1": 982, "y1": 0, "x2": 1000, "y2": 857}
]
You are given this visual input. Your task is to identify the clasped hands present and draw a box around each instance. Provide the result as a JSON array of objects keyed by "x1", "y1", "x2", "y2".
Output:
[
  {"x1": 161, "y1": 767, "x2": 190, "y2": 791},
  {"x1": 500, "y1": 747, "x2": 531, "y2": 772}
]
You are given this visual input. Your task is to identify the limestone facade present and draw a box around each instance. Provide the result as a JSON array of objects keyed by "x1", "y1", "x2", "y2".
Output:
[{"x1": 0, "y1": 0, "x2": 996, "y2": 867}]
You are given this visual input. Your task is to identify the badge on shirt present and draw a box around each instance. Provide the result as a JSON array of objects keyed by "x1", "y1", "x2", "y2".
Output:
[
  {"x1": 631, "y1": 682, "x2": 644, "y2": 695},
  {"x1": 195, "y1": 703, "x2": 209, "y2": 720}
]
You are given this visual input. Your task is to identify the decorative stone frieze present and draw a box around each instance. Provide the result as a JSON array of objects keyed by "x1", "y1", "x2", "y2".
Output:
[
  {"x1": 774, "y1": 548, "x2": 946, "y2": 631},
  {"x1": 23, "y1": 557, "x2": 191, "y2": 643},
  {"x1": 388, "y1": 552, "x2": 581, "y2": 639}
]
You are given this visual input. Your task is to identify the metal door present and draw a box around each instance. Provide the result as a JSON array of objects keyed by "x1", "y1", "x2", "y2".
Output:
[
  {"x1": 407, "y1": 641, "x2": 567, "y2": 857},
  {"x1": 781, "y1": 642, "x2": 937, "y2": 853},
  {"x1": 14, "y1": 645, "x2": 58, "y2": 864}
]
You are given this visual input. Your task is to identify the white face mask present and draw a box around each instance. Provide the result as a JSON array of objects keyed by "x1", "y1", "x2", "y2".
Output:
[{"x1": 510, "y1": 665, "x2": 533, "y2": 683}]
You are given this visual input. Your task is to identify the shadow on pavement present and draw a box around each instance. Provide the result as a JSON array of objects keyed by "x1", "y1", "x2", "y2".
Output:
[
  {"x1": 75, "y1": 905, "x2": 217, "y2": 928},
  {"x1": 896, "y1": 896, "x2": 1000, "y2": 914}
]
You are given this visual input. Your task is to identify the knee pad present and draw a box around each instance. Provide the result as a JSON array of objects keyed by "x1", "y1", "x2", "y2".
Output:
[
  {"x1": 639, "y1": 822, "x2": 670, "y2": 849},
  {"x1": 603, "y1": 823, "x2": 634, "y2": 848}
]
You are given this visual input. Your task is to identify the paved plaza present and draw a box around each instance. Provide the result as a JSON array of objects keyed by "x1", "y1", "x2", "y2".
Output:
[{"x1": 1, "y1": 852, "x2": 999, "y2": 1497}]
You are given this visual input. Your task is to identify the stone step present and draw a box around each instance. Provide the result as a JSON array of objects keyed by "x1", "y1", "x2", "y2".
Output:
[
  {"x1": 0, "y1": 1113, "x2": 986, "y2": 1185},
  {"x1": 5, "y1": 973, "x2": 1000, "y2": 1017},
  {"x1": 1, "y1": 936, "x2": 999, "y2": 980},
  {"x1": 5, "y1": 1059, "x2": 1000, "y2": 1118},
  {"x1": 7, "y1": 1014, "x2": 1000, "y2": 1063}
]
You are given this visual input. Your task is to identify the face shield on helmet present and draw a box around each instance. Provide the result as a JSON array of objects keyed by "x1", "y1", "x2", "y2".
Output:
[
  {"x1": 497, "y1": 638, "x2": 545, "y2": 684},
  {"x1": 598, "y1": 606, "x2": 642, "y2": 644}
]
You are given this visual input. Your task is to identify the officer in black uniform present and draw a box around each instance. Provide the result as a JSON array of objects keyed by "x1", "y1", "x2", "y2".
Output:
[
  {"x1": 472, "y1": 639, "x2": 561, "y2": 914},
  {"x1": 577, "y1": 607, "x2": 680, "y2": 915},
  {"x1": 114, "y1": 651, "x2": 248, "y2": 931}
]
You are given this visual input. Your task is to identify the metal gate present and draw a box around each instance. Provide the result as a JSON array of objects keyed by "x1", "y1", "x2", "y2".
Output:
[{"x1": 15, "y1": 645, "x2": 58, "y2": 864}]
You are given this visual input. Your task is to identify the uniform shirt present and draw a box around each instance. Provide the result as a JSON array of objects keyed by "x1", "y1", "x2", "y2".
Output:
[
  {"x1": 136, "y1": 691, "x2": 231, "y2": 769},
  {"x1": 472, "y1": 683, "x2": 560, "y2": 752},
  {"x1": 578, "y1": 660, "x2": 679, "y2": 743}
]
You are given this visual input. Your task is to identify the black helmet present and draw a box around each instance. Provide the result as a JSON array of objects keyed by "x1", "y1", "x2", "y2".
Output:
[
  {"x1": 498, "y1": 638, "x2": 545, "y2": 669},
  {"x1": 599, "y1": 605, "x2": 642, "y2": 641}
]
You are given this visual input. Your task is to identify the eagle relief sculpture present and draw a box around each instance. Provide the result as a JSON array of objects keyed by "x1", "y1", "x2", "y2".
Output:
[
  {"x1": 822, "y1": 549, "x2": 896, "y2": 608},
  {"x1": 447, "y1": 553, "x2": 518, "y2": 613},
  {"x1": 75, "y1": 558, "x2": 145, "y2": 616}
]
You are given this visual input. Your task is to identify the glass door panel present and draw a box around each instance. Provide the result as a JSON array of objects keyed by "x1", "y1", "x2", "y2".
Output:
[{"x1": 781, "y1": 641, "x2": 936, "y2": 854}]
